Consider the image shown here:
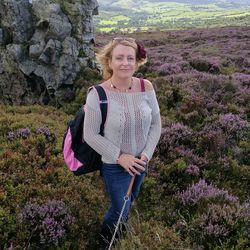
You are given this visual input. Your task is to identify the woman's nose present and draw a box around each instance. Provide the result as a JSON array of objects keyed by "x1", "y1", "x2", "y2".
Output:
[{"x1": 122, "y1": 58, "x2": 129, "y2": 65}]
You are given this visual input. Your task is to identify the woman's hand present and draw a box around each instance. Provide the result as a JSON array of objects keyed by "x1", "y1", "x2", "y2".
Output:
[
  {"x1": 140, "y1": 154, "x2": 149, "y2": 175},
  {"x1": 140, "y1": 154, "x2": 148, "y2": 162},
  {"x1": 117, "y1": 154, "x2": 146, "y2": 176}
]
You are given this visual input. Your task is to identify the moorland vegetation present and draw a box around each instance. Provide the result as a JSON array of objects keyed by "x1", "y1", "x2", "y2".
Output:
[{"x1": 1, "y1": 26, "x2": 250, "y2": 249}]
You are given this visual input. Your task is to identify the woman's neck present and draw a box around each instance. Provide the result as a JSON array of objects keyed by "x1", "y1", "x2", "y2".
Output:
[{"x1": 110, "y1": 76, "x2": 133, "y2": 91}]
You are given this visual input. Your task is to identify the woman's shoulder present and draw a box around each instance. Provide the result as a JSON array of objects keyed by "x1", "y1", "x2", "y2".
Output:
[{"x1": 134, "y1": 77, "x2": 154, "y2": 92}]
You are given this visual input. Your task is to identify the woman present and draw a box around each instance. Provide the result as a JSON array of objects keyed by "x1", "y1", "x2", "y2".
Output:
[{"x1": 83, "y1": 37, "x2": 162, "y2": 249}]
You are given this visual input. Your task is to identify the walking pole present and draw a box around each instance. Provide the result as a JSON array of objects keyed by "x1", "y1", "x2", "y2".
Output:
[{"x1": 108, "y1": 174, "x2": 136, "y2": 250}]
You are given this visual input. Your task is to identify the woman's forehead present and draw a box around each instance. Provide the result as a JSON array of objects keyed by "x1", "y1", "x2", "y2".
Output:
[{"x1": 112, "y1": 44, "x2": 136, "y2": 55}]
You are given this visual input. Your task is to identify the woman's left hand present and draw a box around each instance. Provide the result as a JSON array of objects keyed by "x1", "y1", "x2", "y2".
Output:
[
  {"x1": 117, "y1": 154, "x2": 146, "y2": 176},
  {"x1": 140, "y1": 154, "x2": 148, "y2": 162}
]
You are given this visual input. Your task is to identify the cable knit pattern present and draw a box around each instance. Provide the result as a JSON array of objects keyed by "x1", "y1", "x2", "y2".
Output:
[{"x1": 83, "y1": 88, "x2": 162, "y2": 163}]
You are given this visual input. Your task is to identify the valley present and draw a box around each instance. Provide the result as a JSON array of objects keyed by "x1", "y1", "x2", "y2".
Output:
[{"x1": 94, "y1": 0, "x2": 250, "y2": 32}]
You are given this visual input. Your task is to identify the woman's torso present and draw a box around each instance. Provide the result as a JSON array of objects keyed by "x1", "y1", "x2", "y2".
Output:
[{"x1": 103, "y1": 89, "x2": 153, "y2": 158}]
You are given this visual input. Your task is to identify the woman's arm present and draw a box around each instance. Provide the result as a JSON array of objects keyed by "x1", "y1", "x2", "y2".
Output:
[
  {"x1": 83, "y1": 89, "x2": 121, "y2": 163},
  {"x1": 141, "y1": 80, "x2": 162, "y2": 161}
]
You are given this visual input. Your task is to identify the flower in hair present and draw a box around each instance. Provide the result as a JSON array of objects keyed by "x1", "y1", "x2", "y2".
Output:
[{"x1": 137, "y1": 43, "x2": 147, "y2": 59}]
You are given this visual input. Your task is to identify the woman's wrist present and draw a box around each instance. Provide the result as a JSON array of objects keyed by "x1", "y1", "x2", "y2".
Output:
[
  {"x1": 140, "y1": 154, "x2": 148, "y2": 162},
  {"x1": 116, "y1": 156, "x2": 120, "y2": 164},
  {"x1": 116, "y1": 152, "x2": 122, "y2": 164}
]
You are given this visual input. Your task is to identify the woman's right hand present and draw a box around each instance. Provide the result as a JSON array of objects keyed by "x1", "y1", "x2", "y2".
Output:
[{"x1": 117, "y1": 154, "x2": 146, "y2": 176}]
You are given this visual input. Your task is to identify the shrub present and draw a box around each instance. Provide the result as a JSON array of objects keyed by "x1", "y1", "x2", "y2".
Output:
[
  {"x1": 36, "y1": 126, "x2": 57, "y2": 142},
  {"x1": 176, "y1": 179, "x2": 238, "y2": 206},
  {"x1": 7, "y1": 128, "x2": 31, "y2": 141},
  {"x1": 189, "y1": 58, "x2": 212, "y2": 73},
  {"x1": 192, "y1": 203, "x2": 250, "y2": 249},
  {"x1": 158, "y1": 122, "x2": 193, "y2": 156},
  {"x1": 19, "y1": 200, "x2": 75, "y2": 247},
  {"x1": 156, "y1": 62, "x2": 182, "y2": 76},
  {"x1": 218, "y1": 113, "x2": 249, "y2": 139}
]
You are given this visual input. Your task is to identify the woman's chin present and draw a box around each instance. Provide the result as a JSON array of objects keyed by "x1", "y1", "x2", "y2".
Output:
[{"x1": 117, "y1": 71, "x2": 134, "y2": 78}]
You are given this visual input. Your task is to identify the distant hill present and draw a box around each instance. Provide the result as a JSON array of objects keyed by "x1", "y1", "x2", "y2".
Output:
[
  {"x1": 94, "y1": 0, "x2": 250, "y2": 32},
  {"x1": 99, "y1": 0, "x2": 250, "y2": 8},
  {"x1": 100, "y1": 0, "x2": 250, "y2": 6}
]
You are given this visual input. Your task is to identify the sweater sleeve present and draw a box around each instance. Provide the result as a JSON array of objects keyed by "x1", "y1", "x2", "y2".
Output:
[
  {"x1": 83, "y1": 89, "x2": 120, "y2": 163},
  {"x1": 141, "y1": 91, "x2": 162, "y2": 160}
]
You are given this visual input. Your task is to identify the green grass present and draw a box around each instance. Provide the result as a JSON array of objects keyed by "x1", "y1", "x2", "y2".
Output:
[{"x1": 94, "y1": 2, "x2": 250, "y2": 33}]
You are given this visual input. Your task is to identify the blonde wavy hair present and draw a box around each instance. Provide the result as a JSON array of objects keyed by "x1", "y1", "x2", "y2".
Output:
[{"x1": 96, "y1": 38, "x2": 147, "y2": 80}]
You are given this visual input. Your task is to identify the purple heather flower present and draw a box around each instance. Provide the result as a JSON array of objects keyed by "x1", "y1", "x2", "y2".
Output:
[
  {"x1": 175, "y1": 146, "x2": 208, "y2": 166},
  {"x1": 161, "y1": 123, "x2": 193, "y2": 151},
  {"x1": 16, "y1": 127, "x2": 30, "y2": 139},
  {"x1": 177, "y1": 179, "x2": 238, "y2": 206},
  {"x1": 36, "y1": 127, "x2": 51, "y2": 136},
  {"x1": 7, "y1": 244, "x2": 14, "y2": 250},
  {"x1": 36, "y1": 126, "x2": 56, "y2": 142},
  {"x1": 232, "y1": 73, "x2": 250, "y2": 86},
  {"x1": 19, "y1": 200, "x2": 75, "y2": 245},
  {"x1": 218, "y1": 113, "x2": 248, "y2": 134},
  {"x1": 239, "y1": 201, "x2": 250, "y2": 238},
  {"x1": 203, "y1": 223, "x2": 229, "y2": 237},
  {"x1": 185, "y1": 164, "x2": 200, "y2": 176},
  {"x1": 7, "y1": 131, "x2": 16, "y2": 141},
  {"x1": 199, "y1": 204, "x2": 240, "y2": 238},
  {"x1": 157, "y1": 62, "x2": 182, "y2": 76}
]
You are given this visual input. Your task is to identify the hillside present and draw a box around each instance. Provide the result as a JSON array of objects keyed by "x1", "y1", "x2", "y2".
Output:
[
  {"x1": 100, "y1": 0, "x2": 250, "y2": 7},
  {"x1": 1, "y1": 26, "x2": 250, "y2": 249},
  {"x1": 94, "y1": 0, "x2": 250, "y2": 32}
]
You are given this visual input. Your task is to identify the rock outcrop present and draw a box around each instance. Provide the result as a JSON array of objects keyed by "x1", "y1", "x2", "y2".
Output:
[{"x1": 0, "y1": 0, "x2": 99, "y2": 105}]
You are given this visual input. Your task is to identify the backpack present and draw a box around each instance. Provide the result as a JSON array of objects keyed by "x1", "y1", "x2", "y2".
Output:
[{"x1": 62, "y1": 85, "x2": 107, "y2": 175}]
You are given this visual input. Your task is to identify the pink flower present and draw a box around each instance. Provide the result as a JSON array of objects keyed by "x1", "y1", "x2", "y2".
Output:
[{"x1": 137, "y1": 43, "x2": 147, "y2": 59}]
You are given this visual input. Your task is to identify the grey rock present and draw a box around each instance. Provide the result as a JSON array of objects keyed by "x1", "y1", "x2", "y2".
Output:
[
  {"x1": 19, "y1": 60, "x2": 38, "y2": 75},
  {"x1": 0, "y1": 63, "x2": 3, "y2": 74},
  {"x1": 57, "y1": 54, "x2": 79, "y2": 87},
  {"x1": 33, "y1": 1, "x2": 72, "y2": 41},
  {"x1": 79, "y1": 57, "x2": 89, "y2": 68},
  {"x1": 0, "y1": 0, "x2": 33, "y2": 43},
  {"x1": 65, "y1": 0, "x2": 99, "y2": 43},
  {"x1": 0, "y1": 49, "x2": 36, "y2": 105},
  {"x1": 29, "y1": 42, "x2": 45, "y2": 59},
  {"x1": 0, "y1": 0, "x2": 99, "y2": 105},
  {"x1": 6, "y1": 44, "x2": 24, "y2": 62},
  {"x1": 39, "y1": 39, "x2": 61, "y2": 65},
  {"x1": 81, "y1": 43, "x2": 95, "y2": 58},
  {"x1": 46, "y1": 13, "x2": 72, "y2": 41},
  {"x1": 0, "y1": 29, "x2": 3, "y2": 45},
  {"x1": 62, "y1": 37, "x2": 79, "y2": 59},
  {"x1": 30, "y1": 29, "x2": 47, "y2": 44}
]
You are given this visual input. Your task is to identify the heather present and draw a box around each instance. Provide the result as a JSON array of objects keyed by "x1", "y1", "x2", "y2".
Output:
[
  {"x1": 1, "y1": 26, "x2": 250, "y2": 249},
  {"x1": 19, "y1": 200, "x2": 75, "y2": 246}
]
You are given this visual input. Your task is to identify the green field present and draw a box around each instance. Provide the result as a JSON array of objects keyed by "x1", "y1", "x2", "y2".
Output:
[{"x1": 94, "y1": 1, "x2": 250, "y2": 32}]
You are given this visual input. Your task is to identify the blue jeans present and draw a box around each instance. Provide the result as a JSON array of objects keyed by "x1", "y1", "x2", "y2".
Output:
[{"x1": 100, "y1": 163, "x2": 145, "y2": 244}]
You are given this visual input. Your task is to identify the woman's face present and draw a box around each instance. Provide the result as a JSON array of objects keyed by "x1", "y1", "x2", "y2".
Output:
[{"x1": 109, "y1": 44, "x2": 137, "y2": 79}]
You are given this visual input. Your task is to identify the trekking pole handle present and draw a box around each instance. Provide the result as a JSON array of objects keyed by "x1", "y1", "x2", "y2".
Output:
[{"x1": 125, "y1": 174, "x2": 136, "y2": 198}]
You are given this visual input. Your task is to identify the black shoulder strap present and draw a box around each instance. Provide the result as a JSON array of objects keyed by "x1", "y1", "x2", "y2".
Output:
[{"x1": 94, "y1": 85, "x2": 107, "y2": 136}]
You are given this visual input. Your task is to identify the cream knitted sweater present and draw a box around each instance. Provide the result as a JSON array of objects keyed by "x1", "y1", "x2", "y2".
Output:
[{"x1": 83, "y1": 88, "x2": 162, "y2": 164}]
